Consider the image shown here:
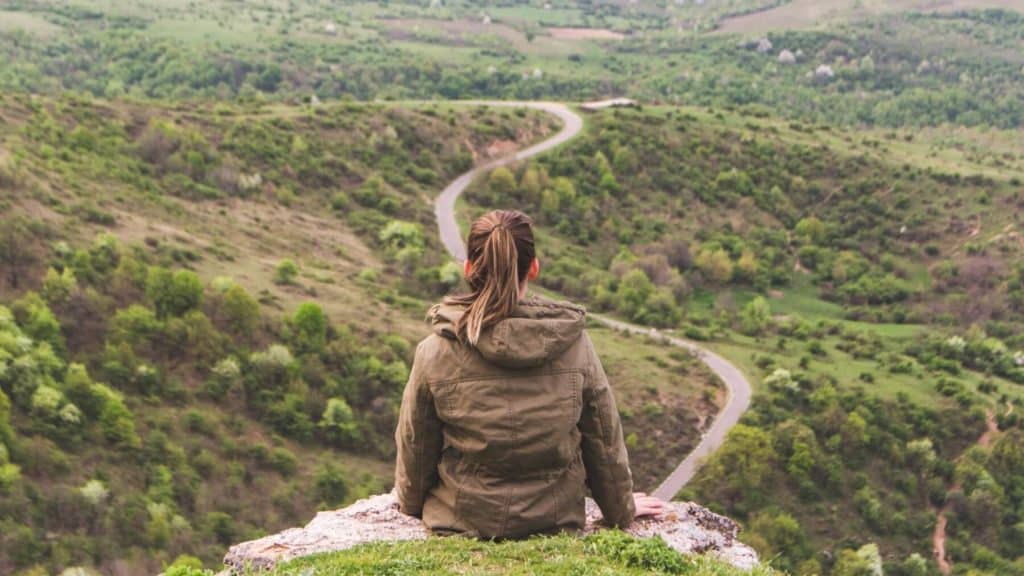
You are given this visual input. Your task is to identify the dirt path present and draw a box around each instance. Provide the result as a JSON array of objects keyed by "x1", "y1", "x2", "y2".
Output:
[
  {"x1": 932, "y1": 409, "x2": 1000, "y2": 574},
  {"x1": 432, "y1": 101, "x2": 753, "y2": 501}
]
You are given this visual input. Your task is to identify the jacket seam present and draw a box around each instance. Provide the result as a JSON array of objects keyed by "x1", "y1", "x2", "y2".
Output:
[{"x1": 427, "y1": 368, "x2": 583, "y2": 387}]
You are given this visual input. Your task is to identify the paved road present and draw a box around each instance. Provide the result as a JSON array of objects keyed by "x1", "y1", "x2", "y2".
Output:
[{"x1": 432, "y1": 101, "x2": 753, "y2": 500}]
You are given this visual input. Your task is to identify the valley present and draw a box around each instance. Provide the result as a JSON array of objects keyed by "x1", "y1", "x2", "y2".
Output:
[{"x1": 1, "y1": 1, "x2": 1024, "y2": 575}]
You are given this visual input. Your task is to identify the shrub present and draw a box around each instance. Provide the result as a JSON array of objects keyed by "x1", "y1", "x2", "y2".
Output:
[
  {"x1": 79, "y1": 479, "x2": 109, "y2": 506},
  {"x1": 320, "y1": 397, "x2": 359, "y2": 445},
  {"x1": 269, "y1": 447, "x2": 298, "y2": 477},
  {"x1": 146, "y1": 268, "x2": 203, "y2": 318},
  {"x1": 204, "y1": 512, "x2": 235, "y2": 546},
  {"x1": 219, "y1": 284, "x2": 260, "y2": 338},
  {"x1": 94, "y1": 383, "x2": 140, "y2": 449},
  {"x1": 291, "y1": 302, "x2": 328, "y2": 354},
  {"x1": 274, "y1": 259, "x2": 300, "y2": 285},
  {"x1": 314, "y1": 461, "x2": 350, "y2": 508}
]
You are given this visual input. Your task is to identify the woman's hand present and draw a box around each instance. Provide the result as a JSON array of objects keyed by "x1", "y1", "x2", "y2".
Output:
[{"x1": 633, "y1": 492, "x2": 666, "y2": 518}]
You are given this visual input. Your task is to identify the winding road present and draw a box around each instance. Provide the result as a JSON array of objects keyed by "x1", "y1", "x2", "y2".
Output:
[{"x1": 432, "y1": 101, "x2": 753, "y2": 500}]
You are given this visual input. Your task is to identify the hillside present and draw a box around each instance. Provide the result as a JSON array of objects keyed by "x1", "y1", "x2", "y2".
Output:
[
  {"x1": 0, "y1": 95, "x2": 724, "y2": 574},
  {"x1": 2, "y1": 2, "x2": 1022, "y2": 128},
  {"x1": 2, "y1": 1, "x2": 1024, "y2": 575},
  {"x1": 462, "y1": 105, "x2": 1024, "y2": 574}
]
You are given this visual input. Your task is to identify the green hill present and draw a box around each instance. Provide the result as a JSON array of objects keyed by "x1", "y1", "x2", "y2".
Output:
[
  {"x1": 0, "y1": 94, "x2": 722, "y2": 574},
  {"x1": 461, "y1": 105, "x2": 1024, "y2": 574},
  {"x1": 2, "y1": 1, "x2": 1024, "y2": 575}
]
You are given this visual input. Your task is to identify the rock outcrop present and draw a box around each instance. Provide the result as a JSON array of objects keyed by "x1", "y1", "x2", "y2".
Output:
[{"x1": 223, "y1": 492, "x2": 758, "y2": 572}]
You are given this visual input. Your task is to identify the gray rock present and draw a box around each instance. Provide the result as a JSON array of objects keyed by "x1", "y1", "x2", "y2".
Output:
[
  {"x1": 814, "y1": 64, "x2": 836, "y2": 80},
  {"x1": 223, "y1": 492, "x2": 758, "y2": 572}
]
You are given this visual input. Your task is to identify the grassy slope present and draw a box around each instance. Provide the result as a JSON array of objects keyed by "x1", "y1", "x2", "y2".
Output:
[
  {"x1": 0, "y1": 94, "x2": 725, "y2": 573},
  {"x1": 262, "y1": 532, "x2": 775, "y2": 576},
  {"x1": 458, "y1": 103, "x2": 1023, "y2": 572}
]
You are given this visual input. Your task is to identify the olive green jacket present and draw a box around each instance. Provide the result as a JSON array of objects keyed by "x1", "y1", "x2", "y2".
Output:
[{"x1": 394, "y1": 295, "x2": 636, "y2": 539}]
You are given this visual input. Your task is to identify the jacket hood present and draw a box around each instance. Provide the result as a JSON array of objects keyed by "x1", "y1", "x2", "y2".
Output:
[{"x1": 428, "y1": 295, "x2": 586, "y2": 369}]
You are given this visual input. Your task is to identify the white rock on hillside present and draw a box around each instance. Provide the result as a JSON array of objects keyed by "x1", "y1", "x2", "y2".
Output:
[
  {"x1": 815, "y1": 64, "x2": 835, "y2": 79},
  {"x1": 223, "y1": 492, "x2": 759, "y2": 572}
]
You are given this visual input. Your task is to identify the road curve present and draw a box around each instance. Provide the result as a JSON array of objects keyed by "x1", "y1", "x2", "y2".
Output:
[
  {"x1": 432, "y1": 101, "x2": 753, "y2": 501},
  {"x1": 435, "y1": 102, "x2": 583, "y2": 262}
]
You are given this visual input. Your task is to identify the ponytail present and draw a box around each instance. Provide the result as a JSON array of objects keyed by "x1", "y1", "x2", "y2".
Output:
[{"x1": 447, "y1": 210, "x2": 536, "y2": 346}]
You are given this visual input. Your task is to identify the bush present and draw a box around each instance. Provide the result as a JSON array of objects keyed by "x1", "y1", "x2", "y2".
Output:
[
  {"x1": 146, "y1": 268, "x2": 203, "y2": 318},
  {"x1": 204, "y1": 512, "x2": 235, "y2": 546},
  {"x1": 274, "y1": 259, "x2": 300, "y2": 285},
  {"x1": 315, "y1": 461, "x2": 350, "y2": 508},
  {"x1": 269, "y1": 447, "x2": 298, "y2": 477},
  {"x1": 291, "y1": 302, "x2": 328, "y2": 354}
]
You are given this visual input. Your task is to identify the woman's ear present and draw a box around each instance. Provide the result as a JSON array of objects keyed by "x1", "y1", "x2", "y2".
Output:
[
  {"x1": 527, "y1": 258, "x2": 540, "y2": 280},
  {"x1": 463, "y1": 259, "x2": 473, "y2": 278}
]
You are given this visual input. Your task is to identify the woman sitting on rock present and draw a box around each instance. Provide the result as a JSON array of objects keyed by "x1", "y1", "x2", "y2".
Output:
[{"x1": 395, "y1": 209, "x2": 664, "y2": 539}]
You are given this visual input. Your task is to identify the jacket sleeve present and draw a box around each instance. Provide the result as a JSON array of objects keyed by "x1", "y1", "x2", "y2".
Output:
[
  {"x1": 578, "y1": 331, "x2": 636, "y2": 527},
  {"x1": 394, "y1": 341, "x2": 443, "y2": 517}
]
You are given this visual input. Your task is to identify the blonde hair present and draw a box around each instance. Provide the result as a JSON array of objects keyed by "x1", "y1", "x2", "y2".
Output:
[{"x1": 446, "y1": 210, "x2": 536, "y2": 346}]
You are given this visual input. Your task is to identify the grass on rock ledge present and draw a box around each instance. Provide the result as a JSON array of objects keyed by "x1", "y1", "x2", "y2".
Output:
[{"x1": 257, "y1": 531, "x2": 775, "y2": 575}]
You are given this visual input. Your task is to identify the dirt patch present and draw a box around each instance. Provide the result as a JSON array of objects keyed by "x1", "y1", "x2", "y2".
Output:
[
  {"x1": 715, "y1": 0, "x2": 1024, "y2": 35},
  {"x1": 484, "y1": 139, "x2": 519, "y2": 159},
  {"x1": 381, "y1": 18, "x2": 528, "y2": 48},
  {"x1": 547, "y1": 27, "x2": 625, "y2": 40},
  {"x1": 933, "y1": 409, "x2": 1000, "y2": 574}
]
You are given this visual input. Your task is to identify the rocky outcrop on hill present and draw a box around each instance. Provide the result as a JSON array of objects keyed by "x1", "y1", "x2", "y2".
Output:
[{"x1": 223, "y1": 492, "x2": 758, "y2": 572}]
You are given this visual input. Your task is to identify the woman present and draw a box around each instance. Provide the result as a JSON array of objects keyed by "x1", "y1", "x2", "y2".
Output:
[{"x1": 395, "y1": 209, "x2": 663, "y2": 539}]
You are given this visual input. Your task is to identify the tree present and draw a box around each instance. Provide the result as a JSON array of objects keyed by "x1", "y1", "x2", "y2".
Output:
[
  {"x1": 841, "y1": 412, "x2": 869, "y2": 452},
  {"x1": 695, "y1": 424, "x2": 776, "y2": 508},
  {"x1": 147, "y1": 268, "x2": 203, "y2": 318},
  {"x1": 12, "y1": 293, "x2": 63, "y2": 354},
  {"x1": 748, "y1": 512, "x2": 809, "y2": 573},
  {"x1": 95, "y1": 383, "x2": 141, "y2": 449},
  {"x1": 220, "y1": 284, "x2": 259, "y2": 338},
  {"x1": 833, "y1": 543, "x2": 883, "y2": 576},
  {"x1": 616, "y1": 269, "x2": 655, "y2": 322},
  {"x1": 64, "y1": 363, "x2": 104, "y2": 419},
  {"x1": 379, "y1": 220, "x2": 425, "y2": 272},
  {"x1": 741, "y1": 296, "x2": 771, "y2": 335},
  {"x1": 488, "y1": 166, "x2": 516, "y2": 198},
  {"x1": 0, "y1": 217, "x2": 37, "y2": 289},
  {"x1": 291, "y1": 302, "x2": 328, "y2": 354},
  {"x1": 519, "y1": 167, "x2": 543, "y2": 203},
  {"x1": 906, "y1": 438, "x2": 937, "y2": 477},
  {"x1": 988, "y1": 429, "x2": 1024, "y2": 496},
  {"x1": 794, "y1": 216, "x2": 826, "y2": 243},
  {"x1": 320, "y1": 397, "x2": 359, "y2": 444},
  {"x1": 315, "y1": 461, "x2": 350, "y2": 507},
  {"x1": 0, "y1": 388, "x2": 13, "y2": 447},
  {"x1": 735, "y1": 249, "x2": 759, "y2": 283},
  {"x1": 41, "y1": 267, "x2": 77, "y2": 304},
  {"x1": 696, "y1": 247, "x2": 734, "y2": 284}
]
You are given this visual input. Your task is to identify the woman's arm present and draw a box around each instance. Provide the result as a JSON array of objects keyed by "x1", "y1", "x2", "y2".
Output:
[
  {"x1": 578, "y1": 332, "x2": 637, "y2": 527},
  {"x1": 394, "y1": 342, "x2": 443, "y2": 517}
]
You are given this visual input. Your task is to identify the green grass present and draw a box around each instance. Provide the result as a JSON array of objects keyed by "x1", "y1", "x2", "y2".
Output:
[
  {"x1": 263, "y1": 531, "x2": 774, "y2": 576},
  {"x1": 711, "y1": 329, "x2": 1016, "y2": 408},
  {"x1": 0, "y1": 10, "x2": 64, "y2": 37}
]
